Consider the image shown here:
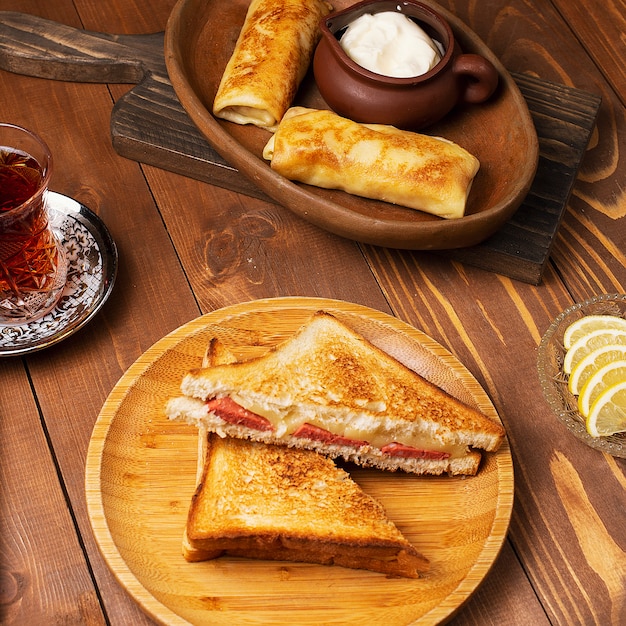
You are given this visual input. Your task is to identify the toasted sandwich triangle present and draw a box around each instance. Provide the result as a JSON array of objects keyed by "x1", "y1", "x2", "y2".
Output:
[
  {"x1": 168, "y1": 311, "x2": 505, "y2": 476},
  {"x1": 181, "y1": 336, "x2": 429, "y2": 578},
  {"x1": 185, "y1": 435, "x2": 429, "y2": 577}
]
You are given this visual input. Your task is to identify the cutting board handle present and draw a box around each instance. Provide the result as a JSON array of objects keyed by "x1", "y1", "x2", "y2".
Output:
[{"x1": 0, "y1": 11, "x2": 165, "y2": 83}]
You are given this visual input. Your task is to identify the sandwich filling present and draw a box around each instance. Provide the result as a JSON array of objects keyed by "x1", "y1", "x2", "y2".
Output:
[
  {"x1": 205, "y1": 394, "x2": 465, "y2": 460},
  {"x1": 166, "y1": 311, "x2": 506, "y2": 476}
]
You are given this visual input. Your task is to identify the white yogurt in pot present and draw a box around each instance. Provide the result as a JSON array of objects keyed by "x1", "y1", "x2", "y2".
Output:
[{"x1": 339, "y1": 11, "x2": 444, "y2": 78}]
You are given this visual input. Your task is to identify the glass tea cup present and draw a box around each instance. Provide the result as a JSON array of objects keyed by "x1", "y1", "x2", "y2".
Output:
[{"x1": 0, "y1": 123, "x2": 67, "y2": 325}]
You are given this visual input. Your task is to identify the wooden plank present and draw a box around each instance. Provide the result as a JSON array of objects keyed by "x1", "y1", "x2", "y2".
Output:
[
  {"x1": 441, "y1": 0, "x2": 626, "y2": 290},
  {"x1": 451, "y1": 542, "x2": 550, "y2": 625},
  {"x1": 4, "y1": 74, "x2": 180, "y2": 626},
  {"x1": 365, "y1": 3, "x2": 626, "y2": 623},
  {"x1": 0, "y1": 360, "x2": 107, "y2": 625},
  {"x1": 444, "y1": 73, "x2": 600, "y2": 283},
  {"x1": 113, "y1": 74, "x2": 270, "y2": 201},
  {"x1": 0, "y1": 0, "x2": 154, "y2": 620},
  {"x1": 550, "y1": 0, "x2": 626, "y2": 104},
  {"x1": 0, "y1": 5, "x2": 193, "y2": 622},
  {"x1": 363, "y1": 247, "x2": 626, "y2": 625},
  {"x1": 140, "y1": 162, "x2": 393, "y2": 315}
]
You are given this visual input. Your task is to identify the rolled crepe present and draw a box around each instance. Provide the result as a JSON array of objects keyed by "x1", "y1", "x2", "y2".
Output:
[
  {"x1": 213, "y1": 0, "x2": 332, "y2": 131},
  {"x1": 263, "y1": 107, "x2": 480, "y2": 219}
]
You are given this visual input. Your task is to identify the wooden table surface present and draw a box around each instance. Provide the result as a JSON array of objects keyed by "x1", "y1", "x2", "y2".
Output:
[{"x1": 1, "y1": 0, "x2": 625, "y2": 624}]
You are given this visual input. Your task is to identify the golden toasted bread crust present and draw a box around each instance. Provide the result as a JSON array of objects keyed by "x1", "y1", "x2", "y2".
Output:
[
  {"x1": 167, "y1": 311, "x2": 504, "y2": 475},
  {"x1": 185, "y1": 436, "x2": 429, "y2": 577},
  {"x1": 183, "y1": 339, "x2": 429, "y2": 577},
  {"x1": 185, "y1": 312, "x2": 503, "y2": 439}
]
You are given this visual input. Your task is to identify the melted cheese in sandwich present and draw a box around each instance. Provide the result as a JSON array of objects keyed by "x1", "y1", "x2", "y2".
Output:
[{"x1": 230, "y1": 393, "x2": 469, "y2": 458}]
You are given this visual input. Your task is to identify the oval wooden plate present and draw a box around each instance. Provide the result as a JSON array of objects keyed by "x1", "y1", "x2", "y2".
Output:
[
  {"x1": 86, "y1": 297, "x2": 513, "y2": 625},
  {"x1": 164, "y1": 0, "x2": 538, "y2": 250}
]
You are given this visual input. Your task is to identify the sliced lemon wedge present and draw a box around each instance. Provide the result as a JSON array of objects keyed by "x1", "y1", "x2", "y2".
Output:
[
  {"x1": 563, "y1": 314, "x2": 626, "y2": 349},
  {"x1": 568, "y1": 344, "x2": 626, "y2": 395},
  {"x1": 578, "y1": 359, "x2": 626, "y2": 417},
  {"x1": 586, "y1": 381, "x2": 626, "y2": 437},
  {"x1": 563, "y1": 329, "x2": 626, "y2": 374}
]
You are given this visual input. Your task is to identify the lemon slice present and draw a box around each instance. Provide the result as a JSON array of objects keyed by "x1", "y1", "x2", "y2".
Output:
[
  {"x1": 578, "y1": 360, "x2": 626, "y2": 417},
  {"x1": 567, "y1": 344, "x2": 626, "y2": 394},
  {"x1": 586, "y1": 381, "x2": 626, "y2": 437},
  {"x1": 563, "y1": 314, "x2": 626, "y2": 349},
  {"x1": 563, "y1": 329, "x2": 626, "y2": 374}
]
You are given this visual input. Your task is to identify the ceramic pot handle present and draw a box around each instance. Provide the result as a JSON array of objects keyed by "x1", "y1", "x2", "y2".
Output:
[{"x1": 452, "y1": 54, "x2": 499, "y2": 104}]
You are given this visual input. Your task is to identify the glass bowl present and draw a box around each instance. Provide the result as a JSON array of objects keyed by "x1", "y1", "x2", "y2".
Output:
[{"x1": 537, "y1": 293, "x2": 626, "y2": 457}]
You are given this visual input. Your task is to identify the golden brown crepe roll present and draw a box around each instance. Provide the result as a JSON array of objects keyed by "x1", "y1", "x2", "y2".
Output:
[
  {"x1": 213, "y1": 0, "x2": 332, "y2": 131},
  {"x1": 263, "y1": 107, "x2": 480, "y2": 219}
]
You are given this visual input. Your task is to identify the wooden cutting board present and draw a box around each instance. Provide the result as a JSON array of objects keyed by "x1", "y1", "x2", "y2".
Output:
[{"x1": 0, "y1": 11, "x2": 601, "y2": 284}]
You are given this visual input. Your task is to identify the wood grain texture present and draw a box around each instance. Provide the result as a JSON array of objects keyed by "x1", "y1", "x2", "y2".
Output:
[
  {"x1": 0, "y1": 1, "x2": 624, "y2": 625},
  {"x1": 445, "y1": 73, "x2": 600, "y2": 283},
  {"x1": 450, "y1": 542, "x2": 550, "y2": 626},
  {"x1": 361, "y1": 251, "x2": 626, "y2": 625},
  {"x1": 0, "y1": 360, "x2": 106, "y2": 626},
  {"x1": 439, "y1": 0, "x2": 626, "y2": 293},
  {"x1": 112, "y1": 68, "x2": 599, "y2": 283},
  {"x1": 550, "y1": 0, "x2": 626, "y2": 104},
  {"x1": 0, "y1": 2, "x2": 198, "y2": 625},
  {"x1": 0, "y1": 11, "x2": 165, "y2": 81}
]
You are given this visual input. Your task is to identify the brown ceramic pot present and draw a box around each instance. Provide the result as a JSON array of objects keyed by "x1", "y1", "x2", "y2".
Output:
[{"x1": 313, "y1": 0, "x2": 499, "y2": 129}]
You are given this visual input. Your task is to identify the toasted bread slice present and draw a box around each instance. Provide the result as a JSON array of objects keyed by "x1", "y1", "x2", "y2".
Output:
[
  {"x1": 182, "y1": 338, "x2": 429, "y2": 577},
  {"x1": 185, "y1": 435, "x2": 429, "y2": 577},
  {"x1": 182, "y1": 339, "x2": 238, "y2": 562},
  {"x1": 167, "y1": 311, "x2": 505, "y2": 475}
]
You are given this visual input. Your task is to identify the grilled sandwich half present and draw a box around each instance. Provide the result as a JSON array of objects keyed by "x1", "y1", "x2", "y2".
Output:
[
  {"x1": 181, "y1": 337, "x2": 429, "y2": 578},
  {"x1": 167, "y1": 311, "x2": 505, "y2": 476}
]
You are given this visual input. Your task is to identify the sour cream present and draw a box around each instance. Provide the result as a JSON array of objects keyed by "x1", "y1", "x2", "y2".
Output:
[{"x1": 339, "y1": 12, "x2": 443, "y2": 78}]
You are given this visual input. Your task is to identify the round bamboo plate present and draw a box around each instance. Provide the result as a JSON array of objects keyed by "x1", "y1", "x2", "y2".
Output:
[{"x1": 86, "y1": 297, "x2": 513, "y2": 625}]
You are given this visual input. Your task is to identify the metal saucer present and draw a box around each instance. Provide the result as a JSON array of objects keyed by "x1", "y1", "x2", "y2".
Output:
[{"x1": 0, "y1": 192, "x2": 118, "y2": 356}]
